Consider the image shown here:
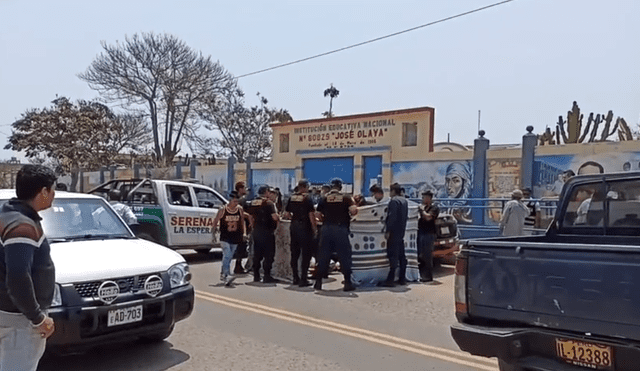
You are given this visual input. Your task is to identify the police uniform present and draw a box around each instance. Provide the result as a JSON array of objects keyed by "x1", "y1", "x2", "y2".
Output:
[
  {"x1": 314, "y1": 181, "x2": 356, "y2": 291},
  {"x1": 285, "y1": 191, "x2": 315, "y2": 286},
  {"x1": 245, "y1": 192, "x2": 278, "y2": 282}
]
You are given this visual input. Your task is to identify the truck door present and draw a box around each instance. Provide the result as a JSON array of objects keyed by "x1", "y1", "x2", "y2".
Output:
[
  {"x1": 192, "y1": 186, "x2": 227, "y2": 245},
  {"x1": 164, "y1": 184, "x2": 201, "y2": 247}
]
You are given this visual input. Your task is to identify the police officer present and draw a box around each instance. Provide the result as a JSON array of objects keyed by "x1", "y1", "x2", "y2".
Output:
[
  {"x1": 246, "y1": 185, "x2": 279, "y2": 283},
  {"x1": 285, "y1": 179, "x2": 317, "y2": 287},
  {"x1": 314, "y1": 178, "x2": 358, "y2": 292}
]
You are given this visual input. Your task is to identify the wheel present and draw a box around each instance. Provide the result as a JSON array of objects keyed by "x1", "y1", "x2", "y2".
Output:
[
  {"x1": 136, "y1": 232, "x2": 157, "y2": 243},
  {"x1": 498, "y1": 359, "x2": 525, "y2": 371},
  {"x1": 138, "y1": 324, "x2": 174, "y2": 343}
]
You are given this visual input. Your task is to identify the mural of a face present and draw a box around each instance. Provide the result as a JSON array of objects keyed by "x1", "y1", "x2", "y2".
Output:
[
  {"x1": 446, "y1": 174, "x2": 464, "y2": 198},
  {"x1": 577, "y1": 161, "x2": 604, "y2": 175}
]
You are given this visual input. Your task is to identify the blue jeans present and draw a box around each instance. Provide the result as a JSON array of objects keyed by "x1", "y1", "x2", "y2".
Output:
[
  {"x1": 220, "y1": 241, "x2": 238, "y2": 277},
  {"x1": 0, "y1": 310, "x2": 46, "y2": 371}
]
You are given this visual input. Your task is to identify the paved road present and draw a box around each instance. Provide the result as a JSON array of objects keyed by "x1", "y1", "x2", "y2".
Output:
[{"x1": 39, "y1": 251, "x2": 498, "y2": 371}]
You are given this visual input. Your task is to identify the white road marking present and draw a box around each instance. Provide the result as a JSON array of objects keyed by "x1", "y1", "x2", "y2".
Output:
[{"x1": 196, "y1": 290, "x2": 498, "y2": 371}]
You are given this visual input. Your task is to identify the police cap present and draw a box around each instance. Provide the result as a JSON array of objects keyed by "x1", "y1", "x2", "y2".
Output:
[
  {"x1": 330, "y1": 177, "x2": 343, "y2": 190},
  {"x1": 257, "y1": 185, "x2": 270, "y2": 195}
]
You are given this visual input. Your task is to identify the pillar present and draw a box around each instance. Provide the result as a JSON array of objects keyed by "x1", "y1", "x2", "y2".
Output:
[
  {"x1": 227, "y1": 155, "x2": 236, "y2": 196},
  {"x1": 471, "y1": 130, "x2": 490, "y2": 225},
  {"x1": 521, "y1": 125, "x2": 536, "y2": 192}
]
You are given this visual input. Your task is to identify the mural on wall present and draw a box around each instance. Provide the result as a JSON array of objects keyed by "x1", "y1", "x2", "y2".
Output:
[
  {"x1": 251, "y1": 169, "x2": 296, "y2": 196},
  {"x1": 534, "y1": 152, "x2": 640, "y2": 198},
  {"x1": 392, "y1": 160, "x2": 473, "y2": 224},
  {"x1": 487, "y1": 159, "x2": 521, "y2": 222}
]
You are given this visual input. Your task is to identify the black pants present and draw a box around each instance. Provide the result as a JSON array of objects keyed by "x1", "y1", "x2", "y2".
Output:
[
  {"x1": 252, "y1": 226, "x2": 275, "y2": 279},
  {"x1": 386, "y1": 232, "x2": 407, "y2": 282},
  {"x1": 417, "y1": 231, "x2": 435, "y2": 281},
  {"x1": 290, "y1": 221, "x2": 314, "y2": 281},
  {"x1": 316, "y1": 224, "x2": 352, "y2": 280}
]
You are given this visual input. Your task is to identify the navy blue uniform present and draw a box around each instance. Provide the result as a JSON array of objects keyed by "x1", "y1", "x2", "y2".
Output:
[
  {"x1": 418, "y1": 203, "x2": 439, "y2": 282},
  {"x1": 246, "y1": 197, "x2": 278, "y2": 281},
  {"x1": 385, "y1": 195, "x2": 409, "y2": 284},
  {"x1": 315, "y1": 190, "x2": 355, "y2": 290},
  {"x1": 285, "y1": 192, "x2": 315, "y2": 284}
]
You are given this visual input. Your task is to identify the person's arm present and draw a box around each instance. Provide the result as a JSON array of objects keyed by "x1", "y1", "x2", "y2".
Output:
[
  {"x1": 124, "y1": 205, "x2": 138, "y2": 225},
  {"x1": 385, "y1": 199, "x2": 398, "y2": 231},
  {"x1": 3, "y1": 225, "x2": 46, "y2": 325},
  {"x1": 269, "y1": 203, "x2": 279, "y2": 223}
]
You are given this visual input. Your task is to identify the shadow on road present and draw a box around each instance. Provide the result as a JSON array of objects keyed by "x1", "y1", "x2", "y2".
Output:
[
  {"x1": 180, "y1": 249, "x2": 222, "y2": 265},
  {"x1": 40, "y1": 340, "x2": 189, "y2": 371}
]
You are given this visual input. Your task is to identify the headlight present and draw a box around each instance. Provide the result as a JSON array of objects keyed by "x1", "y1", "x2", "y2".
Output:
[
  {"x1": 168, "y1": 263, "x2": 191, "y2": 288},
  {"x1": 50, "y1": 284, "x2": 62, "y2": 307}
]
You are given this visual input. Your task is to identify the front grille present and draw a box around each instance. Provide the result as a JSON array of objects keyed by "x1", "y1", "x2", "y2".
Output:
[{"x1": 74, "y1": 274, "x2": 157, "y2": 298}]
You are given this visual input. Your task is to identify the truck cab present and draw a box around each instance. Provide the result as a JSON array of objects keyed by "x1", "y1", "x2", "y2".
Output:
[{"x1": 88, "y1": 178, "x2": 227, "y2": 253}]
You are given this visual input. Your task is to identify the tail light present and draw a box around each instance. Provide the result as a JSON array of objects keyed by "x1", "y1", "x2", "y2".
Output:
[{"x1": 454, "y1": 254, "x2": 469, "y2": 320}]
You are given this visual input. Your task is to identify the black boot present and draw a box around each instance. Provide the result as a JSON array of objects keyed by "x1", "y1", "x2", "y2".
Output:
[
  {"x1": 234, "y1": 259, "x2": 245, "y2": 274},
  {"x1": 313, "y1": 279, "x2": 322, "y2": 290},
  {"x1": 263, "y1": 273, "x2": 277, "y2": 283},
  {"x1": 378, "y1": 269, "x2": 396, "y2": 287},
  {"x1": 343, "y1": 275, "x2": 355, "y2": 292},
  {"x1": 397, "y1": 266, "x2": 407, "y2": 285}
]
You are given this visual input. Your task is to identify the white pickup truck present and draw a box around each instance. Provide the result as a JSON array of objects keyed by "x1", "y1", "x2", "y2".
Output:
[
  {"x1": 88, "y1": 178, "x2": 228, "y2": 254},
  {"x1": 0, "y1": 190, "x2": 194, "y2": 353}
]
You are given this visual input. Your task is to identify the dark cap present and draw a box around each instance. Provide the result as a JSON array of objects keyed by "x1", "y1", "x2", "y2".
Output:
[
  {"x1": 390, "y1": 182, "x2": 402, "y2": 194},
  {"x1": 229, "y1": 190, "x2": 240, "y2": 199},
  {"x1": 421, "y1": 190, "x2": 434, "y2": 197},
  {"x1": 369, "y1": 184, "x2": 383, "y2": 194},
  {"x1": 330, "y1": 178, "x2": 343, "y2": 189},
  {"x1": 257, "y1": 185, "x2": 270, "y2": 195}
]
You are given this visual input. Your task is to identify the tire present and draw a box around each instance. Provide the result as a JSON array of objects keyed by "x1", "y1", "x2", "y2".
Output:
[
  {"x1": 138, "y1": 324, "x2": 174, "y2": 343},
  {"x1": 136, "y1": 232, "x2": 157, "y2": 243},
  {"x1": 498, "y1": 359, "x2": 525, "y2": 371}
]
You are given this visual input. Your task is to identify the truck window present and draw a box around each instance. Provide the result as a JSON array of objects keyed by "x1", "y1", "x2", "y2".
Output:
[
  {"x1": 193, "y1": 187, "x2": 225, "y2": 209},
  {"x1": 167, "y1": 185, "x2": 193, "y2": 207},
  {"x1": 608, "y1": 180, "x2": 640, "y2": 228},
  {"x1": 563, "y1": 184, "x2": 605, "y2": 227}
]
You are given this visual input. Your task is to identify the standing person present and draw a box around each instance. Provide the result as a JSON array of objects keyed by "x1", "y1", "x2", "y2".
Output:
[
  {"x1": 499, "y1": 189, "x2": 529, "y2": 236},
  {"x1": 522, "y1": 188, "x2": 541, "y2": 233},
  {"x1": 246, "y1": 185, "x2": 279, "y2": 283},
  {"x1": 417, "y1": 190, "x2": 439, "y2": 283},
  {"x1": 285, "y1": 179, "x2": 317, "y2": 287},
  {"x1": 108, "y1": 189, "x2": 138, "y2": 225},
  {"x1": 314, "y1": 178, "x2": 358, "y2": 292},
  {"x1": 380, "y1": 183, "x2": 409, "y2": 287},
  {"x1": 233, "y1": 181, "x2": 251, "y2": 274},
  {"x1": 0, "y1": 164, "x2": 57, "y2": 371},
  {"x1": 212, "y1": 191, "x2": 246, "y2": 286}
]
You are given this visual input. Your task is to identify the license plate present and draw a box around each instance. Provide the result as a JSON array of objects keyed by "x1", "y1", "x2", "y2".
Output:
[
  {"x1": 556, "y1": 338, "x2": 613, "y2": 370},
  {"x1": 440, "y1": 226, "x2": 450, "y2": 235},
  {"x1": 108, "y1": 305, "x2": 143, "y2": 327}
]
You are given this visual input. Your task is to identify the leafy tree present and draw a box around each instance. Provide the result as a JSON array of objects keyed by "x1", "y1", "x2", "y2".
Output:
[
  {"x1": 78, "y1": 32, "x2": 236, "y2": 166},
  {"x1": 322, "y1": 83, "x2": 339, "y2": 118},
  {"x1": 198, "y1": 91, "x2": 292, "y2": 163},
  {"x1": 4, "y1": 97, "x2": 145, "y2": 191}
]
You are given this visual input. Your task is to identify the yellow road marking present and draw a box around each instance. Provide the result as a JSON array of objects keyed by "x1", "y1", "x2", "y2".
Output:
[{"x1": 195, "y1": 290, "x2": 498, "y2": 371}]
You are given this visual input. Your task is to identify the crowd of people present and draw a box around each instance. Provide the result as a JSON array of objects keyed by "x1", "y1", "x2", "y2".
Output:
[{"x1": 213, "y1": 178, "x2": 441, "y2": 291}]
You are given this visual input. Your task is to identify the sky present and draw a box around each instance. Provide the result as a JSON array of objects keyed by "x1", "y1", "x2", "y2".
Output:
[{"x1": 1, "y1": 0, "x2": 639, "y2": 162}]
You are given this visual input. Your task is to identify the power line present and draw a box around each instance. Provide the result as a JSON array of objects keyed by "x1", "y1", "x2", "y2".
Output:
[{"x1": 236, "y1": 0, "x2": 515, "y2": 79}]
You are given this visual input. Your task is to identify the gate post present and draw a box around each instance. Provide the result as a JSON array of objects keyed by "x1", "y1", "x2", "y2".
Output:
[{"x1": 471, "y1": 130, "x2": 490, "y2": 225}]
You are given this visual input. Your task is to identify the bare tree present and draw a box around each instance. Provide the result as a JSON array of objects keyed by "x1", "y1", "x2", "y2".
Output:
[
  {"x1": 198, "y1": 91, "x2": 292, "y2": 163},
  {"x1": 78, "y1": 32, "x2": 237, "y2": 166},
  {"x1": 322, "y1": 83, "x2": 340, "y2": 118}
]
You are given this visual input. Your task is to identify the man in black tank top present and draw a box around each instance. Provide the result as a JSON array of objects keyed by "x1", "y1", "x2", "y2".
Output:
[
  {"x1": 284, "y1": 179, "x2": 317, "y2": 287},
  {"x1": 245, "y1": 186, "x2": 279, "y2": 283},
  {"x1": 212, "y1": 191, "x2": 246, "y2": 285},
  {"x1": 314, "y1": 178, "x2": 358, "y2": 292}
]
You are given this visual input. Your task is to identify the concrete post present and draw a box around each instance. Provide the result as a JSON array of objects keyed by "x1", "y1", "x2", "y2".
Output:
[
  {"x1": 227, "y1": 155, "x2": 236, "y2": 196},
  {"x1": 175, "y1": 163, "x2": 182, "y2": 180},
  {"x1": 99, "y1": 167, "x2": 107, "y2": 184},
  {"x1": 471, "y1": 130, "x2": 490, "y2": 225},
  {"x1": 110, "y1": 166, "x2": 116, "y2": 181},
  {"x1": 246, "y1": 152, "x2": 255, "y2": 200},
  {"x1": 134, "y1": 164, "x2": 141, "y2": 179},
  {"x1": 521, "y1": 125, "x2": 537, "y2": 192},
  {"x1": 190, "y1": 158, "x2": 198, "y2": 179}
]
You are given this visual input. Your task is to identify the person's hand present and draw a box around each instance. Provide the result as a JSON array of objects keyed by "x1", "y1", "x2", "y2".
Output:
[{"x1": 36, "y1": 316, "x2": 55, "y2": 339}]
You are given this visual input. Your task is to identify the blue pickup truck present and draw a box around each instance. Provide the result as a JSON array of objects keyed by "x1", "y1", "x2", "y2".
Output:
[{"x1": 451, "y1": 172, "x2": 640, "y2": 371}]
